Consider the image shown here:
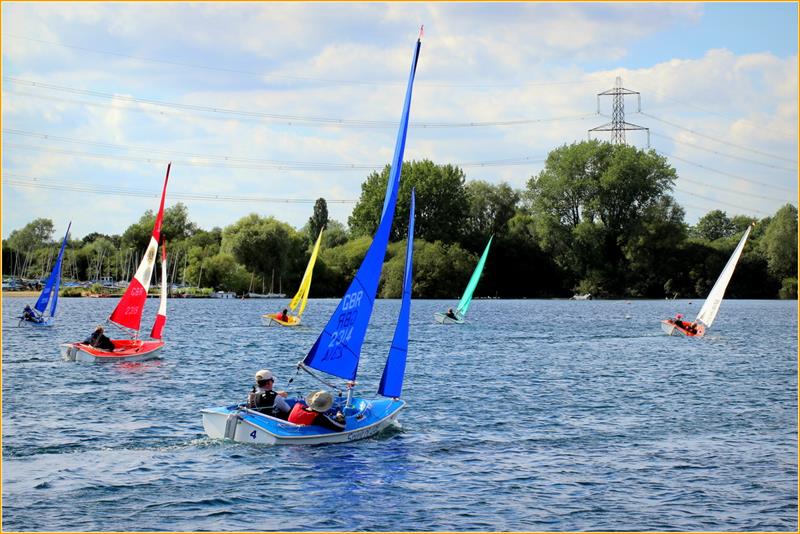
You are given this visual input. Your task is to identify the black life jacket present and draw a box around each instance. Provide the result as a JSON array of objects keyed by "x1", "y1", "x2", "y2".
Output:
[{"x1": 253, "y1": 390, "x2": 278, "y2": 413}]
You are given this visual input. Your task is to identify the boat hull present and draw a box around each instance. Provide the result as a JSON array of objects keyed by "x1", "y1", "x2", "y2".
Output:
[
  {"x1": 433, "y1": 312, "x2": 464, "y2": 324},
  {"x1": 261, "y1": 313, "x2": 301, "y2": 327},
  {"x1": 202, "y1": 397, "x2": 405, "y2": 446},
  {"x1": 20, "y1": 317, "x2": 54, "y2": 327},
  {"x1": 660, "y1": 320, "x2": 704, "y2": 338},
  {"x1": 61, "y1": 339, "x2": 165, "y2": 362}
]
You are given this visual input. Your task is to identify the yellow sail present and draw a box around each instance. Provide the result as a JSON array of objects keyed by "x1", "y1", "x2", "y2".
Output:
[{"x1": 288, "y1": 228, "x2": 324, "y2": 318}]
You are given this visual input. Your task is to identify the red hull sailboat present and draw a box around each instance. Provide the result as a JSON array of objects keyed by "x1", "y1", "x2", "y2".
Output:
[{"x1": 61, "y1": 165, "x2": 171, "y2": 362}]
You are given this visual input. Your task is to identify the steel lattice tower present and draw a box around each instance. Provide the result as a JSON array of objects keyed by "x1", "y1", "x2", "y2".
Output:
[{"x1": 589, "y1": 76, "x2": 650, "y2": 146}]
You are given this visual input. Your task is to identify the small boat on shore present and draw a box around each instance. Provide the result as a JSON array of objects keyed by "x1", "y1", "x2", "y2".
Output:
[{"x1": 61, "y1": 165, "x2": 171, "y2": 362}]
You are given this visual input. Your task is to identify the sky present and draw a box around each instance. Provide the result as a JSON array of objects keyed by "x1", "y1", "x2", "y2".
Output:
[{"x1": 2, "y1": 1, "x2": 798, "y2": 241}]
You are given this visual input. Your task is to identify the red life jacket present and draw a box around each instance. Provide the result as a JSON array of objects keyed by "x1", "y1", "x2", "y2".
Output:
[{"x1": 288, "y1": 403, "x2": 318, "y2": 426}]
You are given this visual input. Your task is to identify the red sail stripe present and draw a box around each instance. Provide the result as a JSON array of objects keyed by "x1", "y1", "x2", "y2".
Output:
[
  {"x1": 150, "y1": 314, "x2": 166, "y2": 340},
  {"x1": 109, "y1": 277, "x2": 148, "y2": 331}
]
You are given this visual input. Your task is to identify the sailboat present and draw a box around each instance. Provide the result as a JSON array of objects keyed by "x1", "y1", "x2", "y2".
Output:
[
  {"x1": 261, "y1": 229, "x2": 324, "y2": 327},
  {"x1": 61, "y1": 165, "x2": 171, "y2": 362},
  {"x1": 434, "y1": 235, "x2": 493, "y2": 324},
  {"x1": 19, "y1": 223, "x2": 71, "y2": 327},
  {"x1": 201, "y1": 30, "x2": 422, "y2": 445},
  {"x1": 661, "y1": 223, "x2": 754, "y2": 337}
]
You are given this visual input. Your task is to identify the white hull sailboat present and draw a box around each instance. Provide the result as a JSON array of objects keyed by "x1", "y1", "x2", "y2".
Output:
[
  {"x1": 434, "y1": 235, "x2": 493, "y2": 324},
  {"x1": 19, "y1": 223, "x2": 71, "y2": 327},
  {"x1": 203, "y1": 29, "x2": 423, "y2": 446},
  {"x1": 661, "y1": 223, "x2": 754, "y2": 338}
]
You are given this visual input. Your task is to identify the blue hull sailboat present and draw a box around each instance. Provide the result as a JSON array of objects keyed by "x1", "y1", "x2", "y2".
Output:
[
  {"x1": 201, "y1": 30, "x2": 422, "y2": 445},
  {"x1": 19, "y1": 223, "x2": 71, "y2": 327}
]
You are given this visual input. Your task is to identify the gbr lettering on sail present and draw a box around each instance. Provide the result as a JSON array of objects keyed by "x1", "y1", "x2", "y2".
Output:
[{"x1": 324, "y1": 290, "x2": 363, "y2": 361}]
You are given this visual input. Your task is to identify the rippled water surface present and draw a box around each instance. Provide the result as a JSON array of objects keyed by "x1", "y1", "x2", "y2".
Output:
[{"x1": 2, "y1": 297, "x2": 797, "y2": 531}]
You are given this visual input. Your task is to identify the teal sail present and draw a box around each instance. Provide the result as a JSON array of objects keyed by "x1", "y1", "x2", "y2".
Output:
[
  {"x1": 34, "y1": 222, "x2": 71, "y2": 317},
  {"x1": 455, "y1": 235, "x2": 493, "y2": 318},
  {"x1": 378, "y1": 189, "x2": 415, "y2": 398},
  {"x1": 302, "y1": 35, "x2": 422, "y2": 382}
]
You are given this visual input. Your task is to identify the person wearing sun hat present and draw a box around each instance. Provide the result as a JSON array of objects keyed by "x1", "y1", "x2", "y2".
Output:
[
  {"x1": 287, "y1": 390, "x2": 345, "y2": 431},
  {"x1": 247, "y1": 369, "x2": 291, "y2": 418}
]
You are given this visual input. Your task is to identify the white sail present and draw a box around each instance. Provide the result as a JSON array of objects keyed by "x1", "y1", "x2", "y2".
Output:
[{"x1": 695, "y1": 224, "x2": 753, "y2": 329}]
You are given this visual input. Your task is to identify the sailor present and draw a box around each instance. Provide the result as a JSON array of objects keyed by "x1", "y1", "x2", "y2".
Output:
[
  {"x1": 287, "y1": 390, "x2": 345, "y2": 431},
  {"x1": 278, "y1": 308, "x2": 289, "y2": 322},
  {"x1": 83, "y1": 325, "x2": 115, "y2": 351},
  {"x1": 248, "y1": 369, "x2": 291, "y2": 418},
  {"x1": 672, "y1": 313, "x2": 686, "y2": 329},
  {"x1": 22, "y1": 304, "x2": 40, "y2": 323},
  {"x1": 445, "y1": 308, "x2": 457, "y2": 320}
]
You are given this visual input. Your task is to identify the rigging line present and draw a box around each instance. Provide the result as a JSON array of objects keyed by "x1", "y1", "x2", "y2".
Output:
[
  {"x1": 4, "y1": 77, "x2": 597, "y2": 128},
  {"x1": 678, "y1": 176, "x2": 788, "y2": 203},
  {"x1": 640, "y1": 111, "x2": 797, "y2": 164},
  {"x1": 2, "y1": 33, "x2": 597, "y2": 89},
  {"x1": 672, "y1": 187, "x2": 770, "y2": 215},
  {"x1": 3, "y1": 174, "x2": 358, "y2": 204},
  {"x1": 650, "y1": 131, "x2": 797, "y2": 172},
  {"x1": 655, "y1": 149, "x2": 795, "y2": 194}
]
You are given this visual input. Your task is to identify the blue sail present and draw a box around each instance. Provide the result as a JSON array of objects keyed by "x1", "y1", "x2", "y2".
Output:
[
  {"x1": 302, "y1": 36, "x2": 422, "y2": 381},
  {"x1": 34, "y1": 222, "x2": 71, "y2": 316},
  {"x1": 378, "y1": 190, "x2": 415, "y2": 398}
]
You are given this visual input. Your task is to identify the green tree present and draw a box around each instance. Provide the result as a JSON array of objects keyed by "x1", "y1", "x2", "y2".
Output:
[
  {"x1": 348, "y1": 160, "x2": 469, "y2": 243},
  {"x1": 463, "y1": 180, "x2": 520, "y2": 248},
  {"x1": 121, "y1": 202, "x2": 197, "y2": 252},
  {"x1": 6, "y1": 218, "x2": 54, "y2": 252},
  {"x1": 308, "y1": 198, "x2": 329, "y2": 243},
  {"x1": 222, "y1": 214, "x2": 304, "y2": 282},
  {"x1": 761, "y1": 203, "x2": 798, "y2": 281},
  {"x1": 692, "y1": 209, "x2": 735, "y2": 241}
]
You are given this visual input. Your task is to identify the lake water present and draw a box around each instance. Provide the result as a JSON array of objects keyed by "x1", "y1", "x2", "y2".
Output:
[{"x1": 2, "y1": 297, "x2": 797, "y2": 531}]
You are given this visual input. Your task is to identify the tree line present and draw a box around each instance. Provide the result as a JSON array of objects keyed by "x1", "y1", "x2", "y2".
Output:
[{"x1": 4, "y1": 141, "x2": 797, "y2": 299}]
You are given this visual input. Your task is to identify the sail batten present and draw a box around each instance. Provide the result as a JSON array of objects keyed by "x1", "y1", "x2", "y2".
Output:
[
  {"x1": 695, "y1": 224, "x2": 753, "y2": 329},
  {"x1": 378, "y1": 190, "x2": 415, "y2": 398},
  {"x1": 456, "y1": 235, "x2": 493, "y2": 317},
  {"x1": 302, "y1": 37, "x2": 422, "y2": 382}
]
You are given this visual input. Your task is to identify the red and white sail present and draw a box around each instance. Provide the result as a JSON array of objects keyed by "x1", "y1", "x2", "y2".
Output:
[
  {"x1": 150, "y1": 243, "x2": 168, "y2": 340},
  {"x1": 109, "y1": 163, "x2": 171, "y2": 332}
]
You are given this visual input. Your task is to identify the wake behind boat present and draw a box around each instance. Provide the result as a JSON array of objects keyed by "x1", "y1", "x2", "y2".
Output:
[
  {"x1": 262, "y1": 229, "x2": 323, "y2": 327},
  {"x1": 61, "y1": 165, "x2": 171, "y2": 362},
  {"x1": 662, "y1": 223, "x2": 754, "y2": 338},
  {"x1": 434, "y1": 235, "x2": 493, "y2": 324},
  {"x1": 19, "y1": 223, "x2": 71, "y2": 327},
  {"x1": 203, "y1": 30, "x2": 422, "y2": 446}
]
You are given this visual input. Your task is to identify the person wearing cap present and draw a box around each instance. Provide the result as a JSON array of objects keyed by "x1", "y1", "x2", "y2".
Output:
[
  {"x1": 287, "y1": 390, "x2": 345, "y2": 431},
  {"x1": 248, "y1": 369, "x2": 291, "y2": 418},
  {"x1": 82, "y1": 325, "x2": 115, "y2": 351}
]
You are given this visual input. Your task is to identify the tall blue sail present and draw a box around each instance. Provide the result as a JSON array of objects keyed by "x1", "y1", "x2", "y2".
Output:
[
  {"x1": 378, "y1": 190, "x2": 415, "y2": 398},
  {"x1": 303, "y1": 35, "x2": 422, "y2": 381},
  {"x1": 34, "y1": 222, "x2": 71, "y2": 316}
]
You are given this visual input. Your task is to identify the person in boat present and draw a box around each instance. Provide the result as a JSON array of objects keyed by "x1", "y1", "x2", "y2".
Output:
[
  {"x1": 248, "y1": 369, "x2": 291, "y2": 418},
  {"x1": 21, "y1": 304, "x2": 42, "y2": 323},
  {"x1": 83, "y1": 325, "x2": 115, "y2": 351},
  {"x1": 287, "y1": 390, "x2": 345, "y2": 432},
  {"x1": 445, "y1": 308, "x2": 458, "y2": 321},
  {"x1": 278, "y1": 308, "x2": 289, "y2": 322},
  {"x1": 672, "y1": 313, "x2": 686, "y2": 329}
]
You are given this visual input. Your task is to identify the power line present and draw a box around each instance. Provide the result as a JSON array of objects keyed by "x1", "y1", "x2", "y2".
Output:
[
  {"x1": 673, "y1": 186, "x2": 771, "y2": 215},
  {"x1": 641, "y1": 111, "x2": 797, "y2": 164},
  {"x1": 3, "y1": 173, "x2": 358, "y2": 204},
  {"x1": 650, "y1": 130, "x2": 797, "y2": 172},
  {"x1": 655, "y1": 149, "x2": 795, "y2": 194},
  {"x1": 3, "y1": 32, "x2": 598, "y2": 89},
  {"x1": 678, "y1": 176, "x2": 788, "y2": 203},
  {"x1": 4, "y1": 77, "x2": 598, "y2": 129}
]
